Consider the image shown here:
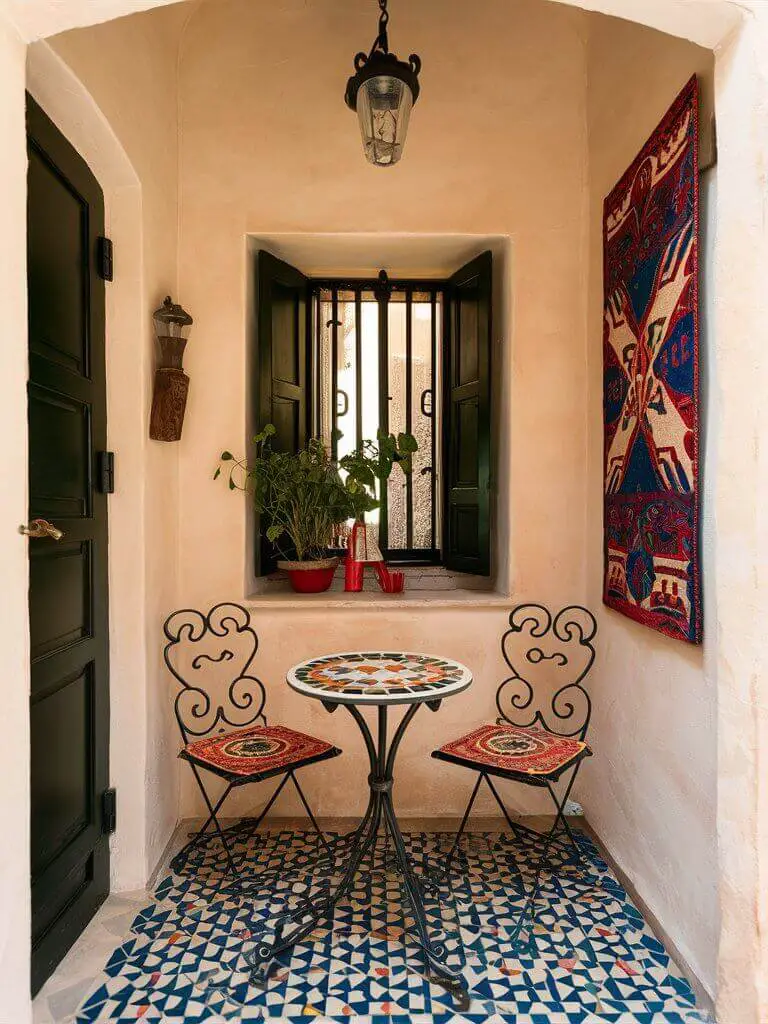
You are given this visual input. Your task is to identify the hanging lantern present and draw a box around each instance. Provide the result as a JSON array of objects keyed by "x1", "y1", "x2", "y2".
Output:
[
  {"x1": 149, "y1": 296, "x2": 193, "y2": 442},
  {"x1": 344, "y1": 0, "x2": 421, "y2": 167}
]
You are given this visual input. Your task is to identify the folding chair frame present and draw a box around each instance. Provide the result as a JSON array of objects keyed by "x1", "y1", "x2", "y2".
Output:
[
  {"x1": 163, "y1": 602, "x2": 340, "y2": 877},
  {"x1": 434, "y1": 603, "x2": 598, "y2": 942}
]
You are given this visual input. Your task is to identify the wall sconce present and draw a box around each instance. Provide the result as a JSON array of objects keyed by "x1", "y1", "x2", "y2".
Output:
[{"x1": 149, "y1": 295, "x2": 193, "y2": 442}]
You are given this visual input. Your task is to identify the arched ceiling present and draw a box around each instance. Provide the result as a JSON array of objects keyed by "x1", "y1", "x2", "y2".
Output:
[
  {"x1": 2, "y1": 0, "x2": 189, "y2": 41},
  {"x1": 2, "y1": 0, "x2": 745, "y2": 50}
]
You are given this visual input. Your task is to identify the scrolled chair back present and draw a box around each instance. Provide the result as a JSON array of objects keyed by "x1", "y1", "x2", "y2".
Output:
[
  {"x1": 496, "y1": 603, "x2": 597, "y2": 740},
  {"x1": 163, "y1": 602, "x2": 267, "y2": 743}
]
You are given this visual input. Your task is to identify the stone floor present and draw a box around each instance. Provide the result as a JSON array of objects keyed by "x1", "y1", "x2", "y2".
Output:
[{"x1": 33, "y1": 818, "x2": 714, "y2": 1024}]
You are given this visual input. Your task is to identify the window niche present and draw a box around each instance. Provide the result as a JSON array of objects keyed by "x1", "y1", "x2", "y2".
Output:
[{"x1": 245, "y1": 235, "x2": 510, "y2": 600}]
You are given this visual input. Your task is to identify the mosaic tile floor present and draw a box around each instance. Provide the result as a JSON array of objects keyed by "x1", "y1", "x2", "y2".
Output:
[{"x1": 72, "y1": 827, "x2": 712, "y2": 1023}]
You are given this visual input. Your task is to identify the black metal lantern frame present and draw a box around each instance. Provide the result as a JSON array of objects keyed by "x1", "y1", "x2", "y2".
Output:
[{"x1": 345, "y1": 0, "x2": 421, "y2": 166}]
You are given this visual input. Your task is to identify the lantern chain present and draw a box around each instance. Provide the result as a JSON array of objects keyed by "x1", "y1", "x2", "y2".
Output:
[{"x1": 375, "y1": 0, "x2": 389, "y2": 55}]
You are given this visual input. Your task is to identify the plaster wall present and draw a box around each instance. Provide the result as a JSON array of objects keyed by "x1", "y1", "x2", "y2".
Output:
[
  {"x1": 48, "y1": 0, "x2": 191, "y2": 879},
  {"x1": 173, "y1": 0, "x2": 591, "y2": 820},
  {"x1": 0, "y1": 13, "x2": 33, "y2": 1023},
  {"x1": 2, "y1": 1, "x2": 765, "y2": 1021},
  {"x1": 580, "y1": 16, "x2": 718, "y2": 995},
  {"x1": 708, "y1": 11, "x2": 768, "y2": 1022}
]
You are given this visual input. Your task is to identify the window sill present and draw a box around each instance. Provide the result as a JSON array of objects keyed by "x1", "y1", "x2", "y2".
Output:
[
  {"x1": 242, "y1": 588, "x2": 512, "y2": 610},
  {"x1": 245, "y1": 564, "x2": 508, "y2": 609}
]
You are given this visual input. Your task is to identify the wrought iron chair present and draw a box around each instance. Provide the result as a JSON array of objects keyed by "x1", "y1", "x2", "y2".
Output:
[
  {"x1": 432, "y1": 602, "x2": 596, "y2": 892},
  {"x1": 163, "y1": 602, "x2": 341, "y2": 876}
]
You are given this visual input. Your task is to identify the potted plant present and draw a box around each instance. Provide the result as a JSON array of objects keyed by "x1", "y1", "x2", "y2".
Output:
[
  {"x1": 338, "y1": 431, "x2": 417, "y2": 590},
  {"x1": 216, "y1": 426, "x2": 416, "y2": 593}
]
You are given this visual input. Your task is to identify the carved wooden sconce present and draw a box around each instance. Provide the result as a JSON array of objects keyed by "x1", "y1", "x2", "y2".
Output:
[{"x1": 149, "y1": 296, "x2": 193, "y2": 442}]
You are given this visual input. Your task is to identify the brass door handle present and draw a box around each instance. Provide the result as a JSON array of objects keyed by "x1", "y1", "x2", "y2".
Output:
[{"x1": 19, "y1": 519, "x2": 64, "y2": 541}]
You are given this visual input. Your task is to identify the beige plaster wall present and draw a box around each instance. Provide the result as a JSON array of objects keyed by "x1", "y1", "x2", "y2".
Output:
[
  {"x1": 0, "y1": 0, "x2": 765, "y2": 1020},
  {"x1": 0, "y1": 12, "x2": 33, "y2": 1022},
  {"x1": 174, "y1": 0, "x2": 591, "y2": 819},
  {"x1": 50, "y1": 1, "x2": 190, "y2": 877},
  {"x1": 709, "y1": 10, "x2": 768, "y2": 1022},
  {"x1": 581, "y1": 14, "x2": 717, "y2": 995},
  {"x1": 18, "y1": 0, "x2": 756, "y2": 1012}
]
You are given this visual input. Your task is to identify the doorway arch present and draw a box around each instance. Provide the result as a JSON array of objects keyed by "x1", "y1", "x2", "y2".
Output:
[{"x1": 27, "y1": 40, "x2": 151, "y2": 893}]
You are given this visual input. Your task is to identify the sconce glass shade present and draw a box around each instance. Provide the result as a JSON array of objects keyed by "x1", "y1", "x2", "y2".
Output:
[
  {"x1": 153, "y1": 295, "x2": 193, "y2": 341},
  {"x1": 152, "y1": 296, "x2": 193, "y2": 370},
  {"x1": 345, "y1": 51, "x2": 421, "y2": 168}
]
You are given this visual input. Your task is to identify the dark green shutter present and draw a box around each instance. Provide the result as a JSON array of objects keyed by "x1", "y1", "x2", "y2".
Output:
[
  {"x1": 254, "y1": 250, "x2": 310, "y2": 573},
  {"x1": 443, "y1": 251, "x2": 492, "y2": 575}
]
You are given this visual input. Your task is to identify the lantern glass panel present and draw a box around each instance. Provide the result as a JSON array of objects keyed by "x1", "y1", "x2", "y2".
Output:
[
  {"x1": 153, "y1": 316, "x2": 192, "y2": 340},
  {"x1": 153, "y1": 297, "x2": 193, "y2": 341},
  {"x1": 356, "y1": 74, "x2": 413, "y2": 167}
]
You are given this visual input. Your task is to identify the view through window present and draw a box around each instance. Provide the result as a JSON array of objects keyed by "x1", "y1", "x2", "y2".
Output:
[{"x1": 314, "y1": 280, "x2": 443, "y2": 562}]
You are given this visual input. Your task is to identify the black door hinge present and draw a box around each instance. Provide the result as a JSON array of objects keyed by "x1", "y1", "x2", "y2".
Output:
[
  {"x1": 97, "y1": 451, "x2": 115, "y2": 494},
  {"x1": 102, "y1": 788, "x2": 117, "y2": 835},
  {"x1": 97, "y1": 236, "x2": 114, "y2": 281}
]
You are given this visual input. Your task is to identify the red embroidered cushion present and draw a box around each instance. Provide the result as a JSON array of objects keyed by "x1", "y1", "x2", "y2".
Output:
[
  {"x1": 435, "y1": 723, "x2": 590, "y2": 777},
  {"x1": 181, "y1": 724, "x2": 336, "y2": 777}
]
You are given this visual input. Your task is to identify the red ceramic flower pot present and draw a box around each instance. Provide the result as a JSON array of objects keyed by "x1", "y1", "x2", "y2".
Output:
[{"x1": 278, "y1": 559, "x2": 338, "y2": 594}]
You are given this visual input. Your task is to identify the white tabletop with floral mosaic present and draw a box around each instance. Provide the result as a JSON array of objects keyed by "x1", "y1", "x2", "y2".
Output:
[{"x1": 287, "y1": 651, "x2": 473, "y2": 705}]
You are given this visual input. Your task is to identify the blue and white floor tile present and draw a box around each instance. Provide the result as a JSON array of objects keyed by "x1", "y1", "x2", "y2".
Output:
[{"x1": 68, "y1": 828, "x2": 711, "y2": 1023}]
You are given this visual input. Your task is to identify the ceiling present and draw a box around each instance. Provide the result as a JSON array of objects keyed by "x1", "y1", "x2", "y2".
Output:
[{"x1": 0, "y1": 0, "x2": 744, "y2": 49}]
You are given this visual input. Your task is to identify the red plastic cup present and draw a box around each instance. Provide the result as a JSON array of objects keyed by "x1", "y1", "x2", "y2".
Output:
[{"x1": 345, "y1": 557, "x2": 364, "y2": 592}]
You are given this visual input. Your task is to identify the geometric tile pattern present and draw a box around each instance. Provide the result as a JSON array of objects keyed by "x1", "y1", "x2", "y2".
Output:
[
  {"x1": 288, "y1": 652, "x2": 472, "y2": 705},
  {"x1": 75, "y1": 829, "x2": 713, "y2": 1023}
]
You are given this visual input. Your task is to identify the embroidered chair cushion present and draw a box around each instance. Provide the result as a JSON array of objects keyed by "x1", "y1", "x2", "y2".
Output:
[
  {"x1": 181, "y1": 724, "x2": 338, "y2": 779},
  {"x1": 433, "y1": 722, "x2": 590, "y2": 779}
]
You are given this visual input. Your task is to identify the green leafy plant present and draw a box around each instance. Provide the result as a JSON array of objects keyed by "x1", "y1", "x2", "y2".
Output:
[
  {"x1": 339, "y1": 430, "x2": 418, "y2": 523},
  {"x1": 215, "y1": 426, "x2": 417, "y2": 562}
]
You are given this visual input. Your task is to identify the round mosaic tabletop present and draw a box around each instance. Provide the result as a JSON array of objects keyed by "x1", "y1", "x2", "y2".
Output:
[{"x1": 287, "y1": 651, "x2": 473, "y2": 706}]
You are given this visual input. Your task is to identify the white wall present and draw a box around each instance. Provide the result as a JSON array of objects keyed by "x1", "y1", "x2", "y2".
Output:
[
  {"x1": 580, "y1": 14, "x2": 717, "y2": 994},
  {"x1": 0, "y1": 13, "x2": 33, "y2": 1023}
]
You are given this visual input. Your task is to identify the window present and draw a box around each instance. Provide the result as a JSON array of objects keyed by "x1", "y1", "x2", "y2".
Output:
[
  {"x1": 314, "y1": 280, "x2": 442, "y2": 561},
  {"x1": 254, "y1": 249, "x2": 492, "y2": 575}
]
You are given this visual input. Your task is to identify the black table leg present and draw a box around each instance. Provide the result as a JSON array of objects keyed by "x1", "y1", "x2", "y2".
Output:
[{"x1": 245, "y1": 701, "x2": 469, "y2": 1009}]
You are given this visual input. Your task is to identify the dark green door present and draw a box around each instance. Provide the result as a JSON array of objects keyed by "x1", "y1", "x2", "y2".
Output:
[{"x1": 26, "y1": 96, "x2": 111, "y2": 995}]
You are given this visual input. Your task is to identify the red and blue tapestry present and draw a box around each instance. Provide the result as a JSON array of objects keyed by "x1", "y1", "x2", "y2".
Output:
[{"x1": 603, "y1": 76, "x2": 701, "y2": 644}]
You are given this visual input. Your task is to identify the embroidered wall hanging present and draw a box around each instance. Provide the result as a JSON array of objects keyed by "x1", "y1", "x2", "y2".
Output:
[{"x1": 603, "y1": 76, "x2": 701, "y2": 644}]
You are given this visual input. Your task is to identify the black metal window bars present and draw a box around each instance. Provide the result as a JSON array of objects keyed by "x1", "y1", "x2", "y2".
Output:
[{"x1": 313, "y1": 272, "x2": 443, "y2": 563}]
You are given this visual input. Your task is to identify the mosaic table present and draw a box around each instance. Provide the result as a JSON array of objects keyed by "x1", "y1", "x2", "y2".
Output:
[{"x1": 248, "y1": 652, "x2": 473, "y2": 1006}]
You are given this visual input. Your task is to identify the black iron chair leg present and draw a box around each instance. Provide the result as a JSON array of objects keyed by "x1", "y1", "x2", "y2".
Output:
[
  {"x1": 192, "y1": 787, "x2": 230, "y2": 844},
  {"x1": 227, "y1": 770, "x2": 292, "y2": 845},
  {"x1": 545, "y1": 766, "x2": 585, "y2": 865},
  {"x1": 507, "y1": 812, "x2": 563, "y2": 952},
  {"x1": 188, "y1": 763, "x2": 239, "y2": 877},
  {"x1": 288, "y1": 770, "x2": 332, "y2": 855},
  {"x1": 503, "y1": 773, "x2": 589, "y2": 951},
  {"x1": 482, "y1": 774, "x2": 525, "y2": 834},
  {"x1": 483, "y1": 770, "x2": 585, "y2": 866},
  {"x1": 444, "y1": 771, "x2": 484, "y2": 870},
  {"x1": 172, "y1": 777, "x2": 233, "y2": 873}
]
